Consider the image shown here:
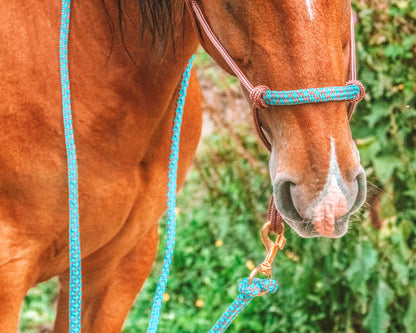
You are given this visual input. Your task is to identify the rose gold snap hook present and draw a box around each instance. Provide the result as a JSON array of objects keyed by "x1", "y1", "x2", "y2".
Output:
[{"x1": 248, "y1": 221, "x2": 286, "y2": 291}]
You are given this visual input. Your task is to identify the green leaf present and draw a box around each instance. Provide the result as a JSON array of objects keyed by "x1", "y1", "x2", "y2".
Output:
[
  {"x1": 363, "y1": 279, "x2": 394, "y2": 333},
  {"x1": 390, "y1": 252, "x2": 409, "y2": 286},
  {"x1": 359, "y1": 141, "x2": 381, "y2": 166},
  {"x1": 384, "y1": 44, "x2": 404, "y2": 59},
  {"x1": 372, "y1": 156, "x2": 402, "y2": 185},
  {"x1": 346, "y1": 241, "x2": 378, "y2": 291},
  {"x1": 402, "y1": 35, "x2": 416, "y2": 51},
  {"x1": 365, "y1": 101, "x2": 391, "y2": 128},
  {"x1": 380, "y1": 192, "x2": 396, "y2": 219},
  {"x1": 355, "y1": 136, "x2": 376, "y2": 148},
  {"x1": 404, "y1": 288, "x2": 416, "y2": 332}
]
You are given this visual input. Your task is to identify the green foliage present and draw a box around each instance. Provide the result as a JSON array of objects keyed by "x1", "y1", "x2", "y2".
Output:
[
  {"x1": 352, "y1": 0, "x2": 416, "y2": 222},
  {"x1": 123, "y1": 123, "x2": 415, "y2": 332},
  {"x1": 20, "y1": 278, "x2": 58, "y2": 332}
]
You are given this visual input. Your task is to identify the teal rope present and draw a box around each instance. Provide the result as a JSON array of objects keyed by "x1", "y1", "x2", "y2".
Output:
[
  {"x1": 263, "y1": 84, "x2": 361, "y2": 106},
  {"x1": 59, "y1": 0, "x2": 82, "y2": 332},
  {"x1": 209, "y1": 278, "x2": 278, "y2": 333},
  {"x1": 146, "y1": 58, "x2": 280, "y2": 333},
  {"x1": 146, "y1": 56, "x2": 195, "y2": 333}
]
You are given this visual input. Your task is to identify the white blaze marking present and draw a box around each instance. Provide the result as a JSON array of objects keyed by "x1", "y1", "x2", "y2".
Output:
[
  {"x1": 313, "y1": 175, "x2": 348, "y2": 237},
  {"x1": 312, "y1": 138, "x2": 348, "y2": 237},
  {"x1": 305, "y1": 0, "x2": 315, "y2": 20}
]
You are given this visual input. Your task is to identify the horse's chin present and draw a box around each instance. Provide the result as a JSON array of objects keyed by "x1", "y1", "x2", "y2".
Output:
[{"x1": 282, "y1": 215, "x2": 350, "y2": 238}]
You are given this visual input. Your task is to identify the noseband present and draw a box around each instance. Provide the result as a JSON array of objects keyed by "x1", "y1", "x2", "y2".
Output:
[{"x1": 185, "y1": 0, "x2": 365, "y2": 151}]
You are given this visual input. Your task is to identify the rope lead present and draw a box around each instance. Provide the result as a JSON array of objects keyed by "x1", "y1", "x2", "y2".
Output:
[
  {"x1": 209, "y1": 278, "x2": 279, "y2": 333},
  {"x1": 59, "y1": 0, "x2": 82, "y2": 332},
  {"x1": 146, "y1": 56, "x2": 195, "y2": 333}
]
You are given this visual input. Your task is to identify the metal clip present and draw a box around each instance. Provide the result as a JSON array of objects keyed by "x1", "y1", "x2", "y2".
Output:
[{"x1": 248, "y1": 221, "x2": 286, "y2": 290}]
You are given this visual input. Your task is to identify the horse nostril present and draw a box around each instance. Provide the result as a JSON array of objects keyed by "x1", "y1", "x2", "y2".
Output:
[
  {"x1": 273, "y1": 179, "x2": 303, "y2": 222},
  {"x1": 350, "y1": 166, "x2": 367, "y2": 214}
]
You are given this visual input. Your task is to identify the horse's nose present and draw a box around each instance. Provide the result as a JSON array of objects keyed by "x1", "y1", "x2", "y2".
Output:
[{"x1": 273, "y1": 167, "x2": 366, "y2": 238}]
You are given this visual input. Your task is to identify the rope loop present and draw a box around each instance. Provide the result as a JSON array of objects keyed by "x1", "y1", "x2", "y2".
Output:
[
  {"x1": 346, "y1": 80, "x2": 366, "y2": 102},
  {"x1": 250, "y1": 85, "x2": 270, "y2": 109},
  {"x1": 238, "y1": 278, "x2": 279, "y2": 297},
  {"x1": 208, "y1": 278, "x2": 278, "y2": 332}
]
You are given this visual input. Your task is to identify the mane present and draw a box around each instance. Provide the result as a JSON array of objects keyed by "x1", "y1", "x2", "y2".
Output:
[
  {"x1": 101, "y1": 0, "x2": 186, "y2": 62},
  {"x1": 99, "y1": 0, "x2": 185, "y2": 57},
  {"x1": 139, "y1": 0, "x2": 184, "y2": 42}
]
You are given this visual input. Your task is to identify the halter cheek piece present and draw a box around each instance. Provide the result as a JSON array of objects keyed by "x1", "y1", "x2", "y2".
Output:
[{"x1": 185, "y1": 0, "x2": 365, "y2": 151}]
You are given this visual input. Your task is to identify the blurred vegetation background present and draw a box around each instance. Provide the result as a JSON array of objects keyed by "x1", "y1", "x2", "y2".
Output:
[{"x1": 21, "y1": 0, "x2": 415, "y2": 332}]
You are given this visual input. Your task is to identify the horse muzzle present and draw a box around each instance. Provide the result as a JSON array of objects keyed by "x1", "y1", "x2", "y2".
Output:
[{"x1": 272, "y1": 166, "x2": 367, "y2": 238}]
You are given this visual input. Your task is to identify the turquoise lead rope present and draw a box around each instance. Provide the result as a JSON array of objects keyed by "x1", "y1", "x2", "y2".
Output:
[
  {"x1": 145, "y1": 57, "x2": 280, "y2": 333},
  {"x1": 59, "y1": 0, "x2": 82, "y2": 332},
  {"x1": 59, "y1": 1, "x2": 363, "y2": 332},
  {"x1": 146, "y1": 56, "x2": 195, "y2": 332},
  {"x1": 208, "y1": 278, "x2": 278, "y2": 333}
]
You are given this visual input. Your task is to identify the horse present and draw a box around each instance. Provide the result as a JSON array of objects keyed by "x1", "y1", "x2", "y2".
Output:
[{"x1": 0, "y1": 0, "x2": 366, "y2": 331}]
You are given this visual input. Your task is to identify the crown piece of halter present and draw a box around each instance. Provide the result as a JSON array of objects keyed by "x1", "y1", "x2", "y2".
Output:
[{"x1": 185, "y1": 0, "x2": 366, "y2": 149}]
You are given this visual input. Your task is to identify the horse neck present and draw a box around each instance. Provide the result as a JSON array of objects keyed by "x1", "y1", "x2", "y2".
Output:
[
  {"x1": 62, "y1": 0, "x2": 200, "y2": 161},
  {"x1": 99, "y1": 0, "x2": 199, "y2": 91}
]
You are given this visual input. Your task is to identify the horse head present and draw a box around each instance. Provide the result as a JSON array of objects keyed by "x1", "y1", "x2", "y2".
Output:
[{"x1": 187, "y1": 0, "x2": 366, "y2": 238}]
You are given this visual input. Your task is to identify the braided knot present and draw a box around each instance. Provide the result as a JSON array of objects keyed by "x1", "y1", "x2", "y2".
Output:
[
  {"x1": 238, "y1": 278, "x2": 278, "y2": 297},
  {"x1": 250, "y1": 85, "x2": 270, "y2": 109},
  {"x1": 346, "y1": 80, "x2": 366, "y2": 102}
]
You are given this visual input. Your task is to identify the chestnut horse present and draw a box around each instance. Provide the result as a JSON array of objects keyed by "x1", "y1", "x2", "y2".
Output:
[{"x1": 0, "y1": 0, "x2": 366, "y2": 331}]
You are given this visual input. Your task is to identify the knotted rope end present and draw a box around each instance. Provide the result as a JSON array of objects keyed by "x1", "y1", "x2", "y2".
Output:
[
  {"x1": 346, "y1": 80, "x2": 366, "y2": 102},
  {"x1": 250, "y1": 85, "x2": 270, "y2": 109},
  {"x1": 239, "y1": 278, "x2": 279, "y2": 297}
]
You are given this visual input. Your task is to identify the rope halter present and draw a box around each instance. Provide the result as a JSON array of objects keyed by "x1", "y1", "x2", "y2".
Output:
[
  {"x1": 250, "y1": 85, "x2": 271, "y2": 109},
  {"x1": 185, "y1": 0, "x2": 366, "y2": 151}
]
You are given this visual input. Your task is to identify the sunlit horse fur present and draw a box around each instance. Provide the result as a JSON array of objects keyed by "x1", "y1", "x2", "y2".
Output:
[{"x1": 0, "y1": 0, "x2": 365, "y2": 331}]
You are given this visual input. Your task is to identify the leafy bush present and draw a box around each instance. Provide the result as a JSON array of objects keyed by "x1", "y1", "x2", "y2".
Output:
[
  {"x1": 125, "y1": 129, "x2": 415, "y2": 333},
  {"x1": 20, "y1": 279, "x2": 57, "y2": 332},
  {"x1": 352, "y1": 0, "x2": 416, "y2": 224}
]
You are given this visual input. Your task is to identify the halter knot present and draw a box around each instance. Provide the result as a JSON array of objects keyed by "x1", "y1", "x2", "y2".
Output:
[
  {"x1": 238, "y1": 278, "x2": 279, "y2": 297},
  {"x1": 250, "y1": 85, "x2": 270, "y2": 109},
  {"x1": 346, "y1": 80, "x2": 366, "y2": 102}
]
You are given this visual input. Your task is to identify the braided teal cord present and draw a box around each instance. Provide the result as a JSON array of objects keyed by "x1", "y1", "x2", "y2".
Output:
[
  {"x1": 59, "y1": 0, "x2": 82, "y2": 332},
  {"x1": 263, "y1": 84, "x2": 361, "y2": 106},
  {"x1": 209, "y1": 278, "x2": 279, "y2": 333},
  {"x1": 146, "y1": 56, "x2": 195, "y2": 333}
]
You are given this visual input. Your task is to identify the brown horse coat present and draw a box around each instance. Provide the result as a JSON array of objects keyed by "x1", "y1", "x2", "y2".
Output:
[{"x1": 1, "y1": 1, "x2": 201, "y2": 331}]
